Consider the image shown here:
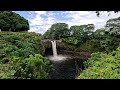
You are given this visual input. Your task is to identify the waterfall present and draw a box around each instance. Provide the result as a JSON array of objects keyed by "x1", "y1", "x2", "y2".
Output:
[
  {"x1": 49, "y1": 40, "x2": 67, "y2": 61},
  {"x1": 51, "y1": 40, "x2": 57, "y2": 57}
]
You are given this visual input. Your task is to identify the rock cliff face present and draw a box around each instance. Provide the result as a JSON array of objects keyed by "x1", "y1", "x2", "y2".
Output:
[{"x1": 41, "y1": 39, "x2": 91, "y2": 60}]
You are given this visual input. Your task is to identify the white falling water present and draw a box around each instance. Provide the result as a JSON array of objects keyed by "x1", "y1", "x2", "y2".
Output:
[
  {"x1": 49, "y1": 40, "x2": 68, "y2": 61},
  {"x1": 51, "y1": 40, "x2": 57, "y2": 57}
]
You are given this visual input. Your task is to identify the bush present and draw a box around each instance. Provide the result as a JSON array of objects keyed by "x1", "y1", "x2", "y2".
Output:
[
  {"x1": 78, "y1": 46, "x2": 120, "y2": 79},
  {"x1": 0, "y1": 32, "x2": 52, "y2": 79},
  {"x1": 0, "y1": 54, "x2": 53, "y2": 79},
  {"x1": 10, "y1": 54, "x2": 53, "y2": 79}
]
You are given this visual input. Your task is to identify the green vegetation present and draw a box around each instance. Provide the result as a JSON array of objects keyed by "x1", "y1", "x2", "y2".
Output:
[
  {"x1": 105, "y1": 17, "x2": 120, "y2": 34},
  {"x1": 77, "y1": 16, "x2": 120, "y2": 79},
  {"x1": 78, "y1": 46, "x2": 120, "y2": 79},
  {"x1": 0, "y1": 32, "x2": 53, "y2": 79},
  {"x1": 1, "y1": 11, "x2": 120, "y2": 79},
  {"x1": 42, "y1": 16, "x2": 120, "y2": 79},
  {"x1": 42, "y1": 23, "x2": 70, "y2": 39},
  {"x1": 0, "y1": 11, "x2": 29, "y2": 31},
  {"x1": 43, "y1": 21, "x2": 120, "y2": 53}
]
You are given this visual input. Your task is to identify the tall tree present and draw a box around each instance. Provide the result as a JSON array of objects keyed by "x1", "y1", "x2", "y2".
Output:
[
  {"x1": 0, "y1": 11, "x2": 29, "y2": 32},
  {"x1": 105, "y1": 17, "x2": 120, "y2": 34},
  {"x1": 69, "y1": 24, "x2": 94, "y2": 45},
  {"x1": 70, "y1": 24, "x2": 94, "y2": 40},
  {"x1": 93, "y1": 28, "x2": 106, "y2": 39},
  {"x1": 42, "y1": 30, "x2": 52, "y2": 39},
  {"x1": 49, "y1": 23, "x2": 69, "y2": 39}
]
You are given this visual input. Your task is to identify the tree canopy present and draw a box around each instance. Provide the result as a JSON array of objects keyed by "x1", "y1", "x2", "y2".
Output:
[
  {"x1": 79, "y1": 46, "x2": 120, "y2": 79},
  {"x1": 105, "y1": 17, "x2": 120, "y2": 34},
  {"x1": 0, "y1": 32, "x2": 52, "y2": 79},
  {"x1": 0, "y1": 11, "x2": 29, "y2": 32},
  {"x1": 42, "y1": 23, "x2": 70, "y2": 40}
]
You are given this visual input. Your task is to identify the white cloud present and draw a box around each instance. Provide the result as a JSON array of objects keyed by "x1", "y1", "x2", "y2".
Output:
[
  {"x1": 61, "y1": 11, "x2": 120, "y2": 29},
  {"x1": 27, "y1": 11, "x2": 120, "y2": 34},
  {"x1": 34, "y1": 11, "x2": 46, "y2": 15},
  {"x1": 28, "y1": 11, "x2": 58, "y2": 34}
]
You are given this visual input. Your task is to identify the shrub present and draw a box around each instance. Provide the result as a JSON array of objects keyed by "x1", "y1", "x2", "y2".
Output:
[
  {"x1": 78, "y1": 46, "x2": 120, "y2": 79},
  {"x1": 0, "y1": 32, "x2": 52, "y2": 79}
]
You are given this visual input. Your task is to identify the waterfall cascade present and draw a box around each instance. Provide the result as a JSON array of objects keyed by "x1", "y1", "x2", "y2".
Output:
[
  {"x1": 49, "y1": 40, "x2": 67, "y2": 61},
  {"x1": 51, "y1": 41, "x2": 57, "y2": 57}
]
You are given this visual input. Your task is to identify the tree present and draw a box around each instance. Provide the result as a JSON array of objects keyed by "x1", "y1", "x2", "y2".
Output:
[
  {"x1": 0, "y1": 11, "x2": 29, "y2": 32},
  {"x1": 93, "y1": 28, "x2": 106, "y2": 39},
  {"x1": 81, "y1": 24, "x2": 94, "y2": 37},
  {"x1": 61, "y1": 24, "x2": 95, "y2": 46},
  {"x1": 70, "y1": 25, "x2": 84, "y2": 37},
  {"x1": 70, "y1": 24, "x2": 94, "y2": 43},
  {"x1": 70, "y1": 24, "x2": 94, "y2": 36},
  {"x1": 105, "y1": 17, "x2": 120, "y2": 34},
  {"x1": 42, "y1": 30, "x2": 52, "y2": 39},
  {"x1": 45, "y1": 23, "x2": 70, "y2": 40}
]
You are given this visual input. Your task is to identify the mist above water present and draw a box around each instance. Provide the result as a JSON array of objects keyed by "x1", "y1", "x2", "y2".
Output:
[{"x1": 48, "y1": 55, "x2": 69, "y2": 61}]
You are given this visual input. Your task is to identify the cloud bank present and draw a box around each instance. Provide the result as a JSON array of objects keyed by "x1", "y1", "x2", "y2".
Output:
[{"x1": 25, "y1": 11, "x2": 120, "y2": 34}]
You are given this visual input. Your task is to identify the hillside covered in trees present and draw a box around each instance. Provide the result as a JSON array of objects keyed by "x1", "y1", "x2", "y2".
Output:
[
  {"x1": 0, "y1": 32, "x2": 53, "y2": 79},
  {"x1": 0, "y1": 11, "x2": 120, "y2": 79},
  {"x1": 42, "y1": 16, "x2": 120, "y2": 79},
  {"x1": 0, "y1": 11, "x2": 53, "y2": 79}
]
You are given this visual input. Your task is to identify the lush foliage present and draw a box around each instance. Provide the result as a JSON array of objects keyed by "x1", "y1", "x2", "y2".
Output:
[
  {"x1": 63, "y1": 24, "x2": 95, "y2": 46},
  {"x1": 0, "y1": 32, "x2": 52, "y2": 79},
  {"x1": 0, "y1": 11, "x2": 29, "y2": 31},
  {"x1": 78, "y1": 46, "x2": 120, "y2": 79},
  {"x1": 91, "y1": 28, "x2": 120, "y2": 53},
  {"x1": 42, "y1": 16, "x2": 120, "y2": 79},
  {"x1": 0, "y1": 54, "x2": 52, "y2": 79},
  {"x1": 43, "y1": 17, "x2": 120, "y2": 53},
  {"x1": 42, "y1": 23, "x2": 70, "y2": 40},
  {"x1": 105, "y1": 17, "x2": 120, "y2": 34}
]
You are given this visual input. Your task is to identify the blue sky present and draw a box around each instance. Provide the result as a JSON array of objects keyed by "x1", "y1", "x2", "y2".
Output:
[{"x1": 15, "y1": 11, "x2": 120, "y2": 34}]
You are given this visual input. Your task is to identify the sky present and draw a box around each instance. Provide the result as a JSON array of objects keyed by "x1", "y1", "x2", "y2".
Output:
[{"x1": 15, "y1": 11, "x2": 120, "y2": 35}]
